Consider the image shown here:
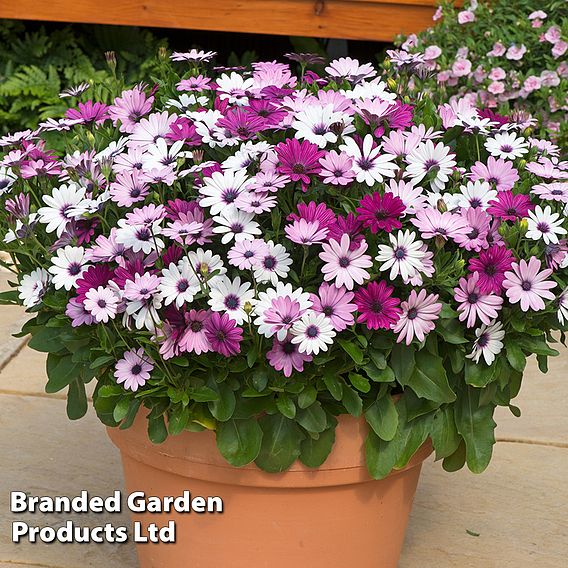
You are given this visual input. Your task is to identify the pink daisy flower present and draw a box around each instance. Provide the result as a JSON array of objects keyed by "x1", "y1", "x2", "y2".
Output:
[
  {"x1": 83, "y1": 286, "x2": 119, "y2": 323},
  {"x1": 454, "y1": 208, "x2": 490, "y2": 252},
  {"x1": 454, "y1": 272, "x2": 504, "y2": 328},
  {"x1": 204, "y1": 312, "x2": 243, "y2": 357},
  {"x1": 319, "y1": 150, "x2": 356, "y2": 186},
  {"x1": 227, "y1": 239, "x2": 268, "y2": 270},
  {"x1": 356, "y1": 192, "x2": 405, "y2": 234},
  {"x1": 392, "y1": 289, "x2": 442, "y2": 345},
  {"x1": 108, "y1": 87, "x2": 154, "y2": 133},
  {"x1": 109, "y1": 170, "x2": 149, "y2": 207},
  {"x1": 65, "y1": 100, "x2": 109, "y2": 125},
  {"x1": 310, "y1": 283, "x2": 357, "y2": 332},
  {"x1": 503, "y1": 257, "x2": 557, "y2": 311},
  {"x1": 468, "y1": 245, "x2": 515, "y2": 294},
  {"x1": 288, "y1": 201, "x2": 336, "y2": 230},
  {"x1": 285, "y1": 219, "x2": 329, "y2": 245},
  {"x1": 411, "y1": 208, "x2": 469, "y2": 241},
  {"x1": 266, "y1": 336, "x2": 313, "y2": 377},
  {"x1": 319, "y1": 235, "x2": 373, "y2": 290},
  {"x1": 114, "y1": 348, "x2": 154, "y2": 392},
  {"x1": 470, "y1": 157, "x2": 519, "y2": 192},
  {"x1": 179, "y1": 309, "x2": 212, "y2": 355},
  {"x1": 354, "y1": 280, "x2": 402, "y2": 330}
]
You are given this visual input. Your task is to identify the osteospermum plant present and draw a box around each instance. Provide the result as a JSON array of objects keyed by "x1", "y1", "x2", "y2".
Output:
[
  {"x1": 392, "y1": 0, "x2": 568, "y2": 148},
  {"x1": 0, "y1": 49, "x2": 567, "y2": 477}
]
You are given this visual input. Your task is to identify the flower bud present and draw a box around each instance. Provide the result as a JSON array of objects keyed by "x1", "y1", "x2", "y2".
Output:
[
  {"x1": 387, "y1": 77, "x2": 397, "y2": 91},
  {"x1": 435, "y1": 235, "x2": 446, "y2": 249},
  {"x1": 200, "y1": 263, "x2": 209, "y2": 277},
  {"x1": 437, "y1": 198, "x2": 448, "y2": 213},
  {"x1": 498, "y1": 223, "x2": 508, "y2": 237},
  {"x1": 158, "y1": 46, "x2": 168, "y2": 60},
  {"x1": 518, "y1": 218, "x2": 528, "y2": 233},
  {"x1": 523, "y1": 128, "x2": 533, "y2": 137},
  {"x1": 383, "y1": 58, "x2": 391, "y2": 70},
  {"x1": 244, "y1": 301, "x2": 254, "y2": 315},
  {"x1": 403, "y1": 95, "x2": 411, "y2": 104},
  {"x1": 192, "y1": 149, "x2": 204, "y2": 164},
  {"x1": 85, "y1": 130, "x2": 96, "y2": 147},
  {"x1": 105, "y1": 51, "x2": 117, "y2": 73},
  {"x1": 518, "y1": 159, "x2": 527, "y2": 170}
]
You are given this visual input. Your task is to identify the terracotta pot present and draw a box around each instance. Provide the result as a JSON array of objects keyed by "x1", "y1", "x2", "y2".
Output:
[{"x1": 107, "y1": 413, "x2": 431, "y2": 568}]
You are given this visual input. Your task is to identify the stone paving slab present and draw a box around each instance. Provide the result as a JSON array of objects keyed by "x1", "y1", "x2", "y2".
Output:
[{"x1": 0, "y1": 274, "x2": 28, "y2": 370}]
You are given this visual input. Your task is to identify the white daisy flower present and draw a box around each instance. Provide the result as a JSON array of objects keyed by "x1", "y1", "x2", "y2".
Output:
[
  {"x1": 187, "y1": 109, "x2": 224, "y2": 147},
  {"x1": 165, "y1": 93, "x2": 209, "y2": 114},
  {"x1": 466, "y1": 320, "x2": 505, "y2": 365},
  {"x1": 326, "y1": 57, "x2": 377, "y2": 83},
  {"x1": 455, "y1": 180, "x2": 497, "y2": 211},
  {"x1": 142, "y1": 139, "x2": 184, "y2": 171},
  {"x1": 212, "y1": 207, "x2": 261, "y2": 244},
  {"x1": 341, "y1": 78, "x2": 396, "y2": 102},
  {"x1": 159, "y1": 260, "x2": 201, "y2": 307},
  {"x1": 386, "y1": 179, "x2": 428, "y2": 215},
  {"x1": 253, "y1": 240, "x2": 292, "y2": 285},
  {"x1": 49, "y1": 246, "x2": 89, "y2": 290},
  {"x1": 292, "y1": 104, "x2": 350, "y2": 148},
  {"x1": 222, "y1": 141, "x2": 272, "y2": 172},
  {"x1": 208, "y1": 276, "x2": 256, "y2": 324},
  {"x1": 200, "y1": 170, "x2": 250, "y2": 215},
  {"x1": 558, "y1": 288, "x2": 568, "y2": 325},
  {"x1": 123, "y1": 273, "x2": 163, "y2": 332},
  {"x1": 339, "y1": 135, "x2": 397, "y2": 186},
  {"x1": 170, "y1": 49, "x2": 217, "y2": 63},
  {"x1": 376, "y1": 230, "x2": 427, "y2": 281},
  {"x1": 291, "y1": 311, "x2": 336, "y2": 355},
  {"x1": 37, "y1": 183, "x2": 87, "y2": 236},
  {"x1": 187, "y1": 248, "x2": 227, "y2": 285},
  {"x1": 0, "y1": 166, "x2": 17, "y2": 195},
  {"x1": 406, "y1": 140, "x2": 456, "y2": 191},
  {"x1": 526, "y1": 205, "x2": 567, "y2": 244},
  {"x1": 18, "y1": 268, "x2": 51, "y2": 308},
  {"x1": 484, "y1": 132, "x2": 529, "y2": 160},
  {"x1": 115, "y1": 220, "x2": 164, "y2": 254},
  {"x1": 216, "y1": 72, "x2": 254, "y2": 106}
]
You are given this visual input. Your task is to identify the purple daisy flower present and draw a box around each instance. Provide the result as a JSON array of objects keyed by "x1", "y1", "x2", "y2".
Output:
[
  {"x1": 275, "y1": 138, "x2": 325, "y2": 191},
  {"x1": 487, "y1": 191, "x2": 534, "y2": 221},
  {"x1": 468, "y1": 245, "x2": 515, "y2": 294},
  {"x1": 266, "y1": 336, "x2": 313, "y2": 377},
  {"x1": 310, "y1": 283, "x2": 357, "y2": 332},
  {"x1": 204, "y1": 312, "x2": 243, "y2": 357},
  {"x1": 114, "y1": 348, "x2": 154, "y2": 392},
  {"x1": 356, "y1": 192, "x2": 405, "y2": 234},
  {"x1": 354, "y1": 281, "x2": 402, "y2": 330}
]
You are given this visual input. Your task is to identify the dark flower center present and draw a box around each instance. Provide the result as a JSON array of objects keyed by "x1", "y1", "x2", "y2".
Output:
[
  {"x1": 292, "y1": 163, "x2": 306, "y2": 174},
  {"x1": 358, "y1": 158, "x2": 373, "y2": 171},
  {"x1": 338, "y1": 256, "x2": 351, "y2": 268},
  {"x1": 306, "y1": 325, "x2": 319, "y2": 338},
  {"x1": 521, "y1": 280, "x2": 532, "y2": 291},
  {"x1": 190, "y1": 321, "x2": 203, "y2": 332},
  {"x1": 243, "y1": 250, "x2": 254, "y2": 258},
  {"x1": 505, "y1": 207, "x2": 518, "y2": 216},
  {"x1": 536, "y1": 222, "x2": 550, "y2": 234},
  {"x1": 216, "y1": 330, "x2": 227, "y2": 341},
  {"x1": 370, "y1": 300, "x2": 383, "y2": 313},
  {"x1": 230, "y1": 223, "x2": 244, "y2": 233},
  {"x1": 224, "y1": 294, "x2": 240, "y2": 310},
  {"x1": 322, "y1": 306, "x2": 334, "y2": 317},
  {"x1": 394, "y1": 247, "x2": 406, "y2": 259},
  {"x1": 177, "y1": 280, "x2": 189, "y2": 292},
  {"x1": 468, "y1": 228, "x2": 480, "y2": 239},
  {"x1": 477, "y1": 333, "x2": 489, "y2": 348},
  {"x1": 131, "y1": 364, "x2": 142, "y2": 375},
  {"x1": 97, "y1": 299, "x2": 107, "y2": 308},
  {"x1": 263, "y1": 256, "x2": 276, "y2": 269},
  {"x1": 470, "y1": 198, "x2": 482, "y2": 208},
  {"x1": 485, "y1": 263, "x2": 497, "y2": 276},
  {"x1": 136, "y1": 228, "x2": 151, "y2": 241},
  {"x1": 468, "y1": 292, "x2": 479, "y2": 304},
  {"x1": 223, "y1": 189, "x2": 239, "y2": 203},
  {"x1": 407, "y1": 307, "x2": 418, "y2": 320},
  {"x1": 68, "y1": 263, "x2": 81, "y2": 276},
  {"x1": 282, "y1": 341, "x2": 296, "y2": 355},
  {"x1": 500, "y1": 145, "x2": 513, "y2": 153}
]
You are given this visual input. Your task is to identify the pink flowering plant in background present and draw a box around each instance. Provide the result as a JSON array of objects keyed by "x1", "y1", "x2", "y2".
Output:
[
  {"x1": 393, "y1": 0, "x2": 568, "y2": 149},
  {"x1": 0, "y1": 48, "x2": 567, "y2": 478}
]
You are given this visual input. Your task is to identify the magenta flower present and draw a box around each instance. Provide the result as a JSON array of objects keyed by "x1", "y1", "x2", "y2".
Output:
[
  {"x1": 354, "y1": 280, "x2": 402, "y2": 330},
  {"x1": 114, "y1": 348, "x2": 154, "y2": 392},
  {"x1": 217, "y1": 108, "x2": 268, "y2": 140},
  {"x1": 392, "y1": 289, "x2": 442, "y2": 345},
  {"x1": 310, "y1": 283, "x2": 357, "y2": 332},
  {"x1": 470, "y1": 157, "x2": 519, "y2": 192},
  {"x1": 275, "y1": 138, "x2": 325, "y2": 191},
  {"x1": 327, "y1": 213, "x2": 364, "y2": 250},
  {"x1": 288, "y1": 201, "x2": 336, "y2": 230},
  {"x1": 454, "y1": 273, "x2": 504, "y2": 328},
  {"x1": 20, "y1": 159, "x2": 62, "y2": 179},
  {"x1": 266, "y1": 336, "x2": 312, "y2": 377},
  {"x1": 468, "y1": 245, "x2": 515, "y2": 294},
  {"x1": 75, "y1": 265, "x2": 115, "y2": 302},
  {"x1": 65, "y1": 101, "x2": 109, "y2": 125},
  {"x1": 319, "y1": 235, "x2": 373, "y2": 290},
  {"x1": 356, "y1": 192, "x2": 405, "y2": 234},
  {"x1": 487, "y1": 191, "x2": 534, "y2": 221},
  {"x1": 166, "y1": 117, "x2": 202, "y2": 145},
  {"x1": 503, "y1": 257, "x2": 557, "y2": 312},
  {"x1": 204, "y1": 312, "x2": 243, "y2": 357}
]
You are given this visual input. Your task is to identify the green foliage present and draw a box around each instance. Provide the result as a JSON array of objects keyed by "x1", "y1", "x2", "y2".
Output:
[{"x1": 0, "y1": 21, "x2": 167, "y2": 134}]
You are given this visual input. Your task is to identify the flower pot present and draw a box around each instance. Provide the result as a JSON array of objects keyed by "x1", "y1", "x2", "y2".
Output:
[{"x1": 107, "y1": 412, "x2": 431, "y2": 568}]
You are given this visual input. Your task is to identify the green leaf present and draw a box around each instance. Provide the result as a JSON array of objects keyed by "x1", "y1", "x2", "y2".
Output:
[
  {"x1": 300, "y1": 422, "x2": 337, "y2": 468},
  {"x1": 464, "y1": 359, "x2": 499, "y2": 387},
  {"x1": 216, "y1": 418, "x2": 263, "y2": 467},
  {"x1": 189, "y1": 386, "x2": 219, "y2": 402},
  {"x1": 365, "y1": 430, "x2": 398, "y2": 480},
  {"x1": 365, "y1": 395, "x2": 398, "y2": 441},
  {"x1": 46, "y1": 354, "x2": 82, "y2": 393},
  {"x1": 113, "y1": 398, "x2": 131, "y2": 423},
  {"x1": 348, "y1": 372, "x2": 371, "y2": 393},
  {"x1": 119, "y1": 399, "x2": 141, "y2": 430},
  {"x1": 297, "y1": 385, "x2": 317, "y2": 409},
  {"x1": 407, "y1": 350, "x2": 456, "y2": 403},
  {"x1": 297, "y1": 401, "x2": 327, "y2": 433},
  {"x1": 251, "y1": 367, "x2": 270, "y2": 392},
  {"x1": 364, "y1": 363, "x2": 395, "y2": 382},
  {"x1": 208, "y1": 382, "x2": 236, "y2": 421},
  {"x1": 168, "y1": 406, "x2": 190, "y2": 435},
  {"x1": 323, "y1": 368, "x2": 343, "y2": 401},
  {"x1": 66, "y1": 379, "x2": 87, "y2": 420},
  {"x1": 437, "y1": 318, "x2": 468, "y2": 344},
  {"x1": 147, "y1": 415, "x2": 168, "y2": 444},
  {"x1": 431, "y1": 406, "x2": 460, "y2": 459},
  {"x1": 505, "y1": 341, "x2": 526, "y2": 373},
  {"x1": 390, "y1": 343, "x2": 415, "y2": 385},
  {"x1": 442, "y1": 440, "x2": 466, "y2": 472},
  {"x1": 29, "y1": 327, "x2": 67, "y2": 353},
  {"x1": 255, "y1": 414, "x2": 305, "y2": 473},
  {"x1": 337, "y1": 338, "x2": 364, "y2": 364},
  {"x1": 89, "y1": 355, "x2": 115, "y2": 370},
  {"x1": 341, "y1": 383, "x2": 363, "y2": 417},
  {"x1": 455, "y1": 387, "x2": 496, "y2": 474},
  {"x1": 276, "y1": 394, "x2": 297, "y2": 419}
]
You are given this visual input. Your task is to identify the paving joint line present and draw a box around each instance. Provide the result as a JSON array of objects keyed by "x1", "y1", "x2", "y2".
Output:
[
  {"x1": 0, "y1": 336, "x2": 28, "y2": 373},
  {"x1": 0, "y1": 561, "x2": 63, "y2": 568},
  {"x1": 496, "y1": 437, "x2": 568, "y2": 449}
]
